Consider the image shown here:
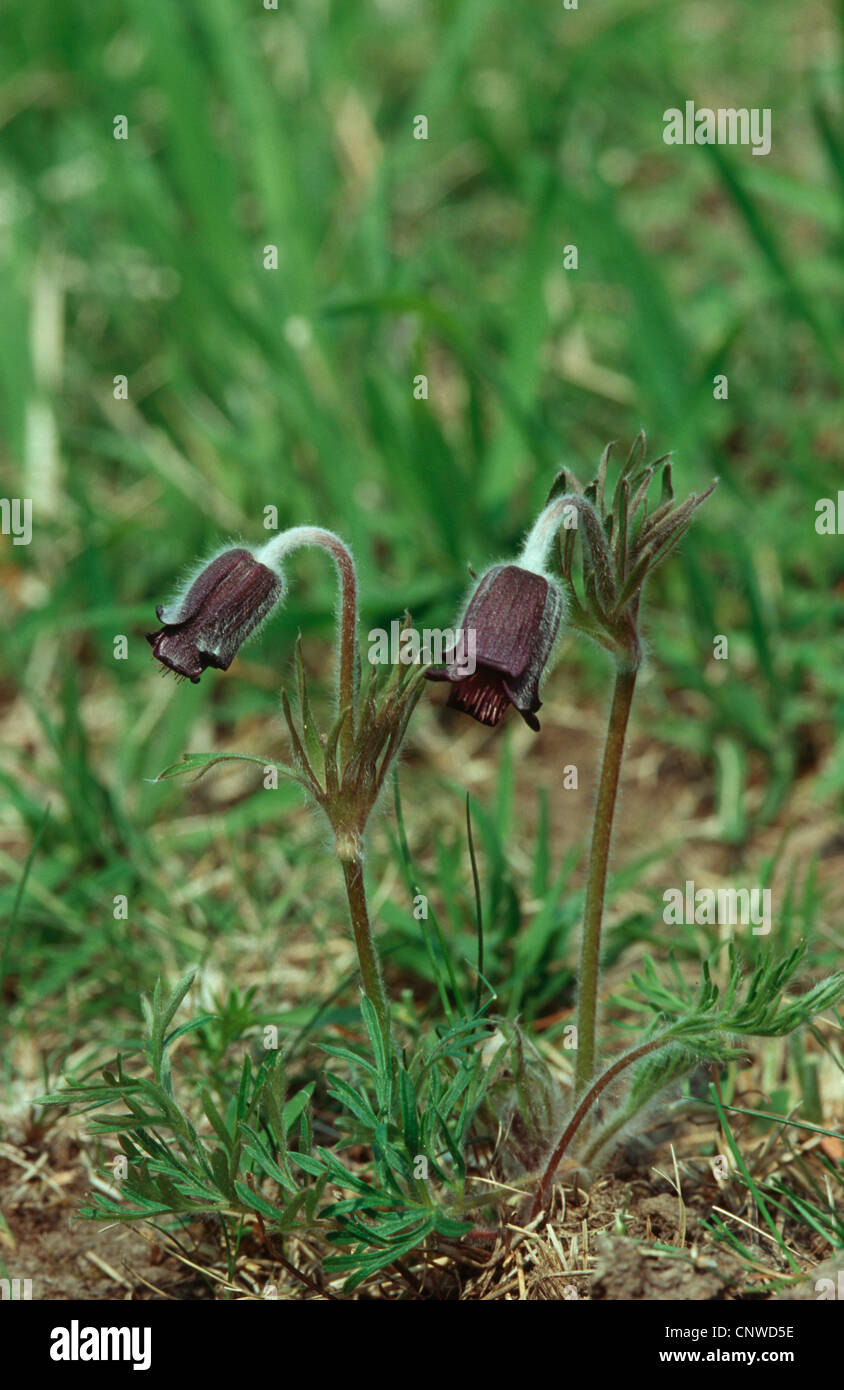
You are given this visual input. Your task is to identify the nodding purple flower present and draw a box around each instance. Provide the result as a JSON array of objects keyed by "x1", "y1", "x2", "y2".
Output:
[
  {"x1": 427, "y1": 564, "x2": 563, "y2": 731},
  {"x1": 146, "y1": 547, "x2": 283, "y2": 683}
]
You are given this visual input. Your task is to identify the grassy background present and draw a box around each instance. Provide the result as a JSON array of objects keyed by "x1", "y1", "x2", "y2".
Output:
[{"x1": 0, "y1": 0, "x2": 842, "y2": 1211}]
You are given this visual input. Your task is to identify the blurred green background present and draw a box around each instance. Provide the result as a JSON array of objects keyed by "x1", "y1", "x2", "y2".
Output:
[{"x1": 0, "y1": 0, "x2": 842, "y2": 1054}]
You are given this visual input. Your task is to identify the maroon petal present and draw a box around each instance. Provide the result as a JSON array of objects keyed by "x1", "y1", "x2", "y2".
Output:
[
  {"x1": 158, "y1": 548, "x2": 256, "y2": 626},
  {"x1": 464, "y1": 566, "x2": 552, "y2": 679},
  {"x1": 426, "y1": 564, "x2": 562, "y2": 731},
  {"x1": 146, "y1": 548, "x2": 282, "y2": 683}
]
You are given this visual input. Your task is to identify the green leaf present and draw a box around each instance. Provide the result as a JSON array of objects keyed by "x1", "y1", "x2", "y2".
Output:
[
  {"x1": 289, "y1": 1151, "x2": 328, "y2": 1179},
  {"x1": 159, "y1": 972, "x2": 196, "y2": 1037},
  {"x1": 295, "y1": 637, "x2": 326, "y2": 780},
  {"x1": 152, "y1": 751, "x2": 286, "y2": 783},
  {"x1": 326, "y1": 1074, "x2": 379, "y2": 1128},
  {"x1": 239, "y1": 1129, "x2": 299, "y2": 1195},
  {"x1": 399, "y1": 1069, "x2": 419, "y2": 1157},
  {"x1": 201, "y1": 1088, "x2": 233, "y2": 1152},
  {"x1": 233, "y1": 1180, "x2": 282, "y2": 1219},
  {"x1": 282, "y1": 1083, "x2": 315, "y2": 1133}
]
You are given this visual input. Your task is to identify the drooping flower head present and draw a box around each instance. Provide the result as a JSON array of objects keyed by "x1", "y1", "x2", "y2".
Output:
[
  {"x1": 427, "y1": 564, "x2": 563, "y2": 731},
  {"x1": 146, "y1": 547, "x2": 283, "y2": 682}
]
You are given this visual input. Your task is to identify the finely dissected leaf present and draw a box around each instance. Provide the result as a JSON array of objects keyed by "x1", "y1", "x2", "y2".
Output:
[
  {"x1": 545, "y1": 467, "x2": 574, "y2": 507},
  {"x1": 359, "y1": 993, "x2": 393, "y2": 1108},
  {"x1": 399, "y1": 1068, "x2": 420, "y2": 1157},
  {"x1": 295, "y1": 636, "x2": 325, "y2": 779},
  {"x1": 210, "y1": 1147, "x2": 237, "y2": 1201},
  {"x1": 614, "y1": 478, "x2": 629, "y2": 577},
  {"x1": 233, "y1": 1180, "x2": 283, "y2": 1219},
  {"x1": 164, "y1": 1016, "x2": 217, "y2": 1049},
  {"x1": 536, "y1": 943, "x2": 844, "y2": 1201},
  {"x1": 238, "y1": 1128, "x2": 299, "y2": 1195},
  {"x1": 283, "y1": 1084, "x2": 315, "y2": 1133},
  {"x1": 320, "y1": 1042, "x2": 379, "y2": 1079},
  {"x1": 201, "y1": 1089, "x2": 234, "y2": 1152},
  {"x1": 596, "y1": 442, "x2": 612, "y2": 513},
  {"x1": 578, "y1": 500, "x2": 617, "y2": 614},
  {"x1": 289, "y1": 1152, "x2": 328, "y2": 1179},
  {"x1": 340, "y1": 1240, "x2": 427, "y2": 1291},
  {"x1": 281, "y1": 690, "x2": 322, "y2": 793},
  {"x1": 622, "y1": 430, "x2": 646, "y2": 478},
  {"x1": 321, "y1": 704, "x2": 351, "y2": 800},
  {"x1": 152, "y1": 751, "x2": 292, "y2": 783},
  {"x1": 628, "y1": 467, "x2": 654, "y2": 523},
  {"x1": 326, "y1": 1074, "x2": 379, "y2": 1129}
]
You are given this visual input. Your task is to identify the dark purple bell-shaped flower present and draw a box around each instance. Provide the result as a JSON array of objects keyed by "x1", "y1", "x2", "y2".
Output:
[
  {"x1": 146, "y1": 547, "x2": 283, "y2": 683},
  {"x1": 427, "y1": 564, "x2": 562, "y2": 731}
]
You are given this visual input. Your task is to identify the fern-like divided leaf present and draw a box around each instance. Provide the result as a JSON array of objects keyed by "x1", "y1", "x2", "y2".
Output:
[
  {"x1": 532, "y1": 943, "x2": 844, "y2": 1213},
  {"x1": 624, "y1": 941, "x2": 844, "y2": 1043}
]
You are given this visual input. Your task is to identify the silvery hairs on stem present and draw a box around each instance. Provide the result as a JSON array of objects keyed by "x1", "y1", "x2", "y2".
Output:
[{"x1": 147, "y1": 524, "x2": 426, "y2": 855}]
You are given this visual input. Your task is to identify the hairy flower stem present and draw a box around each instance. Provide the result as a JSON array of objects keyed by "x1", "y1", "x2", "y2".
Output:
[
  {"x1": 530, "y1": 1033, "x2": 665, "y2": 1221},
  {"x1": 341, "y1": 854, "x2": 391, "y2": 1049},
  {"x1": 255, "y1": 527, "x2": 389, "y2": 1047},
  {"x1": 330, "y1": 541, "x2": 360, "y2": 766},
  {"x1": 256, "y1": 526, "x2": 360, "y2": 764},
  {"x1": 574, "y1": 664, "x2": 638, "y2": 1096}
]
